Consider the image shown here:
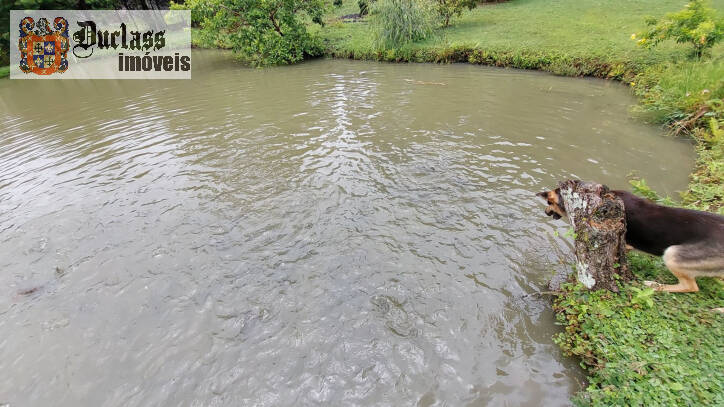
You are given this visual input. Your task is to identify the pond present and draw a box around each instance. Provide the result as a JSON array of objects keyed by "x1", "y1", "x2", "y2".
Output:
[{"x1": 0, "y1": 50, "x2": 694, "y2": 406}]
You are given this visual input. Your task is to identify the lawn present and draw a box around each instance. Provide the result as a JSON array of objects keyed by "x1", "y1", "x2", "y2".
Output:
[{"x1": 321, "y1": 0, "x2": 723, "y2": 67}]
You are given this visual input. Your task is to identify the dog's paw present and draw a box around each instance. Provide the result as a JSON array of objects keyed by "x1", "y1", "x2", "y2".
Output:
[{"x1": 644, "y1": 281, "x2": 662, "y2": 290}]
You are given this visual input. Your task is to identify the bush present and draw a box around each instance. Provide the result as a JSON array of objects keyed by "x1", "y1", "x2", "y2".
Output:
[
  {"x1": 371, "y1": 0, "x2": 435, "y2": 49},
  {"x1": 634, "y1": 0, "x2": 724, "y2": 59},
  {"x1": 179, "y1": 0, "x2": 326, "y2": 66},
  {"x1": 553, "y1": 253, "x2": 724, "y2": 406},
  {"x1": 433, "y1": 0, "x2": 476, "y2": 28}
]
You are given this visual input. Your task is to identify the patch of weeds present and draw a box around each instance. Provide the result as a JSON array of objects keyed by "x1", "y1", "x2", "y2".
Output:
[{"x1": 554, "y1": 252, "x2": 724, "y2": 406}]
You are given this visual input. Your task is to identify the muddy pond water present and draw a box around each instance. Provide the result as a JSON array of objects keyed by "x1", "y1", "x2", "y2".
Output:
[{"x1": 0, "y1": 50, "x2": 694, "y2": 406}]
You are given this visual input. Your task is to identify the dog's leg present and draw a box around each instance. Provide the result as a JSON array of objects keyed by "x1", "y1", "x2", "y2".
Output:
[
  {"x1": 644, "y1": 246, "x2": 700, "y2": 293},
  {"x1": 645, "y1": 269, "x2": 699, "y2": 292}
]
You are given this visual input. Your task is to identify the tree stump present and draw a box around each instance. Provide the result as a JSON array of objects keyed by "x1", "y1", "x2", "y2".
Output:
[{"x1": 558, "y1": 180, "x2": 633, "y2": 291}]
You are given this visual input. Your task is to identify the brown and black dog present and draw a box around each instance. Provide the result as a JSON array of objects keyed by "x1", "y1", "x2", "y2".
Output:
[{"x1": 538, "y1": 185, "x2": 724, "y2": 293}]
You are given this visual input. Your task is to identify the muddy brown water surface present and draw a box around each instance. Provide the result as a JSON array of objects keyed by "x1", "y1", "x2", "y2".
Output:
[{"x1": 0, "y1": 51, "x2": 694, "y2": 406}]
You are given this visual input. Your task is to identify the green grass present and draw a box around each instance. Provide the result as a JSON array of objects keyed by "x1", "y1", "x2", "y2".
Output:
[
  {"x1": 554, "y1": 253, "x2": 724, "y2": 406},
  {"x1": 321, "y1": 0, "x2": 723, "y2": 68},
  {"x1": 633, "y1": 59, "x2": 724, "y2": 123},
  {"x1": 0, "y1": 65, "x2": 8, "y2": 79}
]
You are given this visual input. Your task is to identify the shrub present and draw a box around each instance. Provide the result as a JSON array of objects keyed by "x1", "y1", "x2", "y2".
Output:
[
  {"x1": 433, "y1": 0, "x2": 476, "y2": 28},
  {"x1": 371, "y1": 0, "x2": 435, "y2": 49},
  {"x1": 179, "y1": 0, "x2": 326, "y2": 66},
  {"x1": 634, "y1": 0, "x2": 724, "y2": 59}
]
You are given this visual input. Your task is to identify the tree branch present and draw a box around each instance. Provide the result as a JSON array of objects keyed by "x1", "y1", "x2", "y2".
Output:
[
  {"x1": 216, "y1": 3, "x2": 252, "y2": 27},
  {"x1": 269, "y1": 8, "x2": 284, "y2": 37}
]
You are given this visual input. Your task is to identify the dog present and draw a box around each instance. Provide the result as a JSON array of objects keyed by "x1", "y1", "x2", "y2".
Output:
[{"x1": 538, "y1": 185, "x2": 724, "y2": 293}]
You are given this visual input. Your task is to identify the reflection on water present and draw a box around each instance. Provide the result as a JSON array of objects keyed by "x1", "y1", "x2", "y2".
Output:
[{"x1": 0, "y1": 51, "x2": 693, "y2": 406}]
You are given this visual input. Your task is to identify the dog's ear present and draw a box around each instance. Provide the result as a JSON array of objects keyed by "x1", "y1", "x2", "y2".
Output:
[{"x1": 537, "y1": 191, "x2": 548, "y2": 200}]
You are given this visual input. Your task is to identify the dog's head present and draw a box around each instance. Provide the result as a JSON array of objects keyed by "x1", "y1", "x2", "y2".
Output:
[{"x1": 537, "y1": 188, "x2": 566, "y2": 220}]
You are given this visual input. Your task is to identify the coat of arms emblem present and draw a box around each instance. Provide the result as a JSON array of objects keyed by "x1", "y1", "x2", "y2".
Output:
[{"x1": 18, "y1": 17, "x2": 70, "y2": 75}]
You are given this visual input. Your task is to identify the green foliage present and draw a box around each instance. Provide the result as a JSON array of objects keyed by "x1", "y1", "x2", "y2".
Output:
[
  {"x1": 370, "y1": 0, "x2": 436, "y2": 49},
  {"x1": 334, "y1": 0, "x2": 343, "y2": 6},
  {"x1": 629, "y1": 178, "x2": 661, "y2": 201},
  {"x1": 553, "y1": 253, "x2": 724, "y2": 406},
  {"x1": 628, "y1": 178, "x2": 677, "y2": 206},
  {"x1": 630, "y1": 57, "x2": 723, "y2": 213},
  {"x1": 629, "y1": 286, "x2": 655, "y2": 308},
  {"x1": 433, "y1": 0, "x2": 476, "y2": 28},
  {"x1": 635, "y1": 0, "x2": 724, "y2": 58},
  {"x1": 683, "y1": 119, "x2": 724, "y2": 213},
  {"x1": 180, "y1": 0, "x2": 326, "y2": 66},
  {"x1": 632, "y1": 58, "x2": 724, "y2": 123}
]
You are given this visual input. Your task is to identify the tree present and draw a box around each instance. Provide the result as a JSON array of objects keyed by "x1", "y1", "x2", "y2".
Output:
[
  {"x1": 557, "y1": 180, "x2": 633, "y2": 292},
  {"x1": 434, "y1": 0, "x2": 475, "y2": 28},
  {"x1": 635, "y1": 0, "x2": 724, "y2": 59},
  {"x1": 179, "y1": 0, "x2": 326, "y2": 66}
]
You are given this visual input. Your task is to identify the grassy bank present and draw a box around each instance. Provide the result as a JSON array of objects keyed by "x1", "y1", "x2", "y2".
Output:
[
  {"x1": 0, "y1": 66, "x2": 8, "y2": 79},
  {"x1": 320, "y1": 0, "x2": 716, "y2": 74},
  {"x1": 554, "y1": 253, "x2": 723, "y2": 406},
  {"x1": 318, "y1": 1, "x2": 724, "y2": 405}
]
